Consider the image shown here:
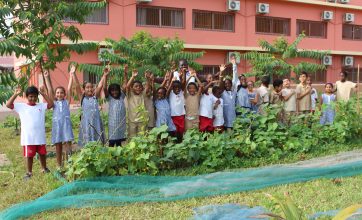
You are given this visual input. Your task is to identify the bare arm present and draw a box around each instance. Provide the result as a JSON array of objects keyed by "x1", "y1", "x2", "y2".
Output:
[
  {"x1": 72, "y1": 66, "x2": 83, "y2": 99},
  {"x1": 166, "y1": 77, "x2": 175, "y2": 97},
  {"x1": 6, "y1": 88, "x2": 22, "y2": 109},
  {"x1": 126, "y1": 70, "x2": 138, "y2": 93},
  {"x1": 44, "y1": 71, "x2": 55, "y2": 100},
  {"x1": 39, "y1": 86, "x2": 54, "y2": 108},
  {"x1": 103, "y1": 67, "x2": 110, "y2": 98},
  {"x1": 122, "y1": 64, "x2": 128, "y2": 92},
  {"x1": 297, "y1": 86, "x2": 311, "y2": 100},
  {"x1": 95, "y1": 68, "x2": 109, "y2": 98},
  {"x1": 283, "y1": 90, "x2": 295, "y2": 102}
]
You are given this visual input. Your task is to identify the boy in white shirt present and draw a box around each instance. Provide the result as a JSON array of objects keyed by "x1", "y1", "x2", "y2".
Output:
[
  {"x1": 212, "y1": 86, "x2": 224, "y2": 133},
  {"x1": 6, "y1": 86, "x2": 54, "y2": 180},
  {"x1": 199, "y1": 81, "x2": 218, "y2": 132},
  {"x1": 167, "y1": 79, "x2": 186, "y2": 142}
]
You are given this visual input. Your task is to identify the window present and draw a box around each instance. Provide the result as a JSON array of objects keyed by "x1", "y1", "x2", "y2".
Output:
[
  {"x1": 137, "y1": 7, "x2": 184, "y2": 28},
  {"x1": 343, "y1": 24, "x2": 362, "y2": 40},
  {"x1": 198, "y1": 65, "x2": 232, "y2": 80},
  {"x1": 255, "y1": 16, "x2": 290, "y2": 35},
  {"x1": 63, "y1": 6, "x2": 108, "y2": 24},
  {"x1": 309, "y1": 70, "x2": 327, "y2": 83},
  {"x1": 297, "y1": 20, "x2": 327, "y2": 38},
  {"x1": 83, "y1": 71, "x2": 101, "y2": 85},
  {"x1": 342, "y1": 67, "x2": 362, "y2": 83},
  {"x1": 193, "y1": 10, "x2": 234, "y2": 32}
]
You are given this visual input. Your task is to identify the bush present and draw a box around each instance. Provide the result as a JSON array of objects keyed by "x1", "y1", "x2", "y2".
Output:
[{"x1": 63, "y1": 99, "x2": 362, "y2": 180}]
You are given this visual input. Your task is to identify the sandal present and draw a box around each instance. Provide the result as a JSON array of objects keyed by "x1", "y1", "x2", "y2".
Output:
[
  {"x1": 23, "y1": 172, "x2": 32, "y2": 180},
  {"x1": 42, "y1": 168, "x2": 51, "y2": 174}
]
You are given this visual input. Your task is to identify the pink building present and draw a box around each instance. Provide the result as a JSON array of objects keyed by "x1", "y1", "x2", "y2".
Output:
[{"x1": 44, "y1": 0, "x2": 362, "y2": 89}]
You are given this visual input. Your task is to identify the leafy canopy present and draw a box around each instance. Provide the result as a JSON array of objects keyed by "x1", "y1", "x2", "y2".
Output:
[
  {"x1": 78, "y1": 31, "x2": 204, "y2": 82},
  {"x1": 0, "y1": 0, "x2": 106, "y2": 104},
  {"x1": 242, "y1": 34, "x2": 329, "y2": 79}
]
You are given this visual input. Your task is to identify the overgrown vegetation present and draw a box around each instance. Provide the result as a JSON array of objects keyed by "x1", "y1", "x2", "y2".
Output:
[{"x1": 66, "y1": 99, "x2": 362, "y2": 180}]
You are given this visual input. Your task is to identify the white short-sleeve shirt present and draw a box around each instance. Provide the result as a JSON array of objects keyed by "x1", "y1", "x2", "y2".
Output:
[
  {"x1": 14, "y1": 103, "x2": 48, "y2": 146},
  {"x1": 213, "y1": 97, "x2": 224, "y2": 127},
  {"x1": 336, "y1": 81, "x2": 356, "y2": 101},
  {"x1": 169, "y1": 90, "x2": 186, "y2": 116},
  {"x1": 199, "y1": 93, "x2": 216, "y2": 119},
  {"x1": 173, "y1": 71, "x2": 195, "y2": 83}
]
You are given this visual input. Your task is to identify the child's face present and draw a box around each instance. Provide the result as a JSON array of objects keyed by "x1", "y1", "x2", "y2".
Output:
[
  {"x1": 239, "y1": 76, "x2": 247, "y2": 86},
  {"x1": 206, "y1": 74, "x2": 213, "y2": 83},
  {"x1": 299, "y1": 74, "x2": 307, "y2": 83},
  {"x1": 274, "y1": 86, "x2": 282, "y2": 93},
  {"x1": 214, "y1": 89, "x2": 222, "y2": 98},
  {"x1": 173, "y1": 84, "x2": 181, "y2": 95},
  {"x1": 132, "y1": 82, "x2": 143, "y2": 95},
  {"x1": 157, "y1": 89, "x2": 165, "y2": 100},
  {"x1": 55, "y1": 88, "x2": 65, "y2": 100},
  {"x1": 306, "y1": 77, "x2": 312, "y2": 86},
  {"x1": 187, "y1": 84, "x2": 197, "y2": 95},
  {"x1": 247, "y1": 82, "x2": 254, "y2": 90},
  {"x1": 84, "y1": 83, "x2": 94, "y2": 96},
  {"x1": 283, "y1": 79, "x2": 290, "y2": 88},
  {"x1": 225, "y1": 80, "x2": 232, "y2": 91},
  {"x1": 340, "y1": 72, "x2": 346, "y2": 82},
  {"x1": 110, "y1": 89, "x2": 120, "y2": 98},
  {"x1": 179, "y1": 60, "x2": 188, "y2": 72},
  {"x1": 26, "y1": 93, "x2": 38, "y2": 105},
  {"x1": 325, "y1": 84, "x2": 333, "y2": 93}
]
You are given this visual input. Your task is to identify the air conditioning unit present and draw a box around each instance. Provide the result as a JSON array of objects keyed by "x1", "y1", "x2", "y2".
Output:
[
  {"x1": 344, "y1": 56, "x2": 354, "y2": 66},
  {"x1": 136, "y1": 0, "x2": 152, "y2": 2},
  {"x1": 326, "y1": 0, "x2": 337, "y2": 2},
  {"x1": 256, "y1": 3, "x2": 270, "y2": 14},
  {"x1": 344, "y1": 13, "x2": 354, "y2": 23},
  {"x1": 227, "y1": 52, "x2": 241, "y2": 64},
  {"x1": 98, "y1": 48, "x2": 114, "y2": 62},
  {"x1": 227, "y1": 0, "x2": 241, "y2": 11},
  {"x1": 340, "y1": 0, "x2": 350, "y2": 4},
  {"x1": 322, "y1": 11, "x2": 333, "y2": 20},
  {"x1": 322, "y1": 56, "x2": 333, "y2": 66}
]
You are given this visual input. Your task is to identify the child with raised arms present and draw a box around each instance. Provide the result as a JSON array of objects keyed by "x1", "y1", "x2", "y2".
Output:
[
  {"x1": 125, "y1": 70, "x2": 151, "y2": 138},
  {"x1": 74, "y1": 67, "x2": 107, "y2": 146},
  {"x1": 103, "y1": 65, "x2": 127, "y2": 147},
  {"x1": 184, "y1": 70, "x2": 203, "y2": 130},
  {"x1": 44, "y1": 66, "x2": 75, "y2": 168},
  {"x1": 154, "y1": 71, "x2": 176, "y2": 132},
  {"x1": 6, "y1": 85, "x2": 54, "y2": 179}
]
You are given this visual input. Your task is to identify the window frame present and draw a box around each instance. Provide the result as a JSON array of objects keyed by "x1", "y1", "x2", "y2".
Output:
[
  {"x1": 296, "y1": 19, "x2": 327, "y2": 39},
  {"x1": 341, "y1": 66, "x2": 362, "y2": 83},
  {"x1": 342, "y1": 24, "x2": 362, "y2": 41},
  {"x1": 192, "y1": 9, "x2": 235, "y2": 32},
  {"x1": 255, "y1": 16, "x2": 291, "y2": 36},
  {"x1": 136, "y1": 6, "x2": 185, "y2": 29},
  {"x1": 63, "y1": 4, "x2": 109, "y2": 25}
]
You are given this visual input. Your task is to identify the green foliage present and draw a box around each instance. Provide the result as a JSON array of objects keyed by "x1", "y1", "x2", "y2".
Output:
[
  {"x1": 0, "y1": 0, "x2": 106, "y2": 104},
  {"x1": 79, "y1": 31, "x2": 204, "y2": 83},
  {"x1": 242, "y1": 34, "x2": 328, "y2": 79},
  {"x1": 66, "y1": 99, "x2": 362, "y2": 180}
]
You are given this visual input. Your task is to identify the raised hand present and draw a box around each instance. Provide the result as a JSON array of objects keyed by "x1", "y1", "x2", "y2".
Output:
[
  {"x1": 132, "y1": 69, "x2": 138, "y2": 78},
  {"x1": 15, "y1": 87, "x2": 22, "y2": 95},
  {"x1": 103, "y1": 66, "x2": 110, "y2": 76},
  {"x1": 39, "y1": 85, "x2": 46, "y2": 94},
  {"x1": 190, "y1": 70, "x2": 197, "y2": 77},
  {"x1": 70, "y1": 65, "x2": 76, "y2": 74},
  {"x1": 219, "y1": 64, "x2": 226, "y2": 73}
]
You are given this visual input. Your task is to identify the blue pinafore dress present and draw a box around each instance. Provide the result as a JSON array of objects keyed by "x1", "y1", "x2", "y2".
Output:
[
  {"x1": 51, "y1": 100, "x2": 74, "y2": 144},
  {"x1": 78, "y1": 96, "x2": 105, "y2": 146}
]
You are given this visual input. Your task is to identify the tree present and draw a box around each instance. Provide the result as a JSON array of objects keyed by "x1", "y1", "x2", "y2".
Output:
[
  {"x1": 0, "y1": 0, "x2": 106, "y2": 104},
  {"x1": 242, "y1": 34, "x2": 329, "y2": 80},
  {"x1": 78, "y1": 31, "x2": 204, "y2": 83}
]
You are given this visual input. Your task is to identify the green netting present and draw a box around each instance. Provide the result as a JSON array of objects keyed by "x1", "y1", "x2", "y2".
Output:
[{"x1": 2, "y1": 155, "x2": 362, "y2": 219}]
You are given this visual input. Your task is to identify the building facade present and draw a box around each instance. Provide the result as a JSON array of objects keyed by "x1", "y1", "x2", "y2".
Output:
[{"x1": 40, "y1": 0, "x2": 362, "y2": 89}]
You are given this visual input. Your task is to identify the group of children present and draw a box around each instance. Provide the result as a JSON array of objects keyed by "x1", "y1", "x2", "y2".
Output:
[{"x1": 6, "y1": 57, "x2": 354, "y2": 179}]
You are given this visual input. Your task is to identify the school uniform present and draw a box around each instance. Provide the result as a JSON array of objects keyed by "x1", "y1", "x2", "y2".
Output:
[
  {"x1": 213, "y1": 96, "x2": 224, "y2": 132},
  {"x1": 185, "y1": 93, "x2": 200, "y2": 130},
  {"x1": 169, "y1": 90, "x2": 186, "y2": 134},
  {"x1": 199, "y1": 93, "x2": 216, "y2": 132},
  {"x1": 222, "y1": 90, "x2": 236, "y2": 128}
]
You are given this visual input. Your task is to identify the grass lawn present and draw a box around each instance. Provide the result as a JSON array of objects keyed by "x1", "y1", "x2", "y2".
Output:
[{"x1": 1, "y1": 127, "x2": 362, "y2": 219}]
